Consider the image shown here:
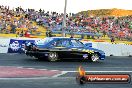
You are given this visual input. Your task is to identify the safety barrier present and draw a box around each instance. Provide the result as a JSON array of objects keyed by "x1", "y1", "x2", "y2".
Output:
[
  {"x1": 0, "y1": 38, "x2": 10, "y2": 53},
  {"x1": 0, "y1": 37, "x2": 132, "y2": 56},
  {"x1": 95, "y1": 42, "x2": 132, "y2": 56},
  {"x1": 51, "y1": 31, "x2": 102, "y2": 37},
  {"x1": 83, "y1": 41, "x2": 132, "y2": 56}
]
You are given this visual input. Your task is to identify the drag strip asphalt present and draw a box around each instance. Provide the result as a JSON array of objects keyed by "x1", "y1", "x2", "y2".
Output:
[
  {"x1": 0, "y1": 53, "x2": 132, "y2": 71},
  {"x1": 0, "y1": 53, "x2": 132, "y2": 88}
]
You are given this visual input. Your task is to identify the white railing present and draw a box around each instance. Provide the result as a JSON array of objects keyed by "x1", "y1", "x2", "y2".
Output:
[{"x1": 0, "y1": 37, "x2": 132, "y2": 56}]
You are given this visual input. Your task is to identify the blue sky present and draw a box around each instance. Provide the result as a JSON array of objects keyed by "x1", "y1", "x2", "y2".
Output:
[{"x1": 0, "y1": 0, "x2": 132, "y2": 13}]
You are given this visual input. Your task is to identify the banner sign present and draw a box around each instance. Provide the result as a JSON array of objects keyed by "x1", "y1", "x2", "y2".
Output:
[
  {"x1": 76, "y1": 66, "x2": 131, "y2": 84},
  {"x1": 8, "y1": 39, "x2": 35, "y2": 53},
  {"x1": 0, "y1": 38, "x2": 10, "y2": 53}
]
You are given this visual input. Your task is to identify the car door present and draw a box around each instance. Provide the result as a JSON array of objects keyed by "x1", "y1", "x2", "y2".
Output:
[
  {"x1": 56, "y1": 39, "x2": 83, "y2": 59},
  {"x1": 49, "y1": 39, "x2": 72, "y2": 59},
  {"x1": 69, "y1": 39, "x2": 84, "y2": 59}
]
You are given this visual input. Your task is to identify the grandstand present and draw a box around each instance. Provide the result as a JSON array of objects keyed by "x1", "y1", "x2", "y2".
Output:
[{"x1": 0, "y1": 5, "x2": 132, "y2": 43}]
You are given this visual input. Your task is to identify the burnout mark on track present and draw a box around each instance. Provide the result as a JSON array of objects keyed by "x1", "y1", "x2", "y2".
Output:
[{"x1": 0, "y1": 66, "x2": 62, "y2": 78}]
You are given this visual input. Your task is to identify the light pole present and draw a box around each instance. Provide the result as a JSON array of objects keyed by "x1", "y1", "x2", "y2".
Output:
[{"x1": 62, "y1": 0, "x2": 67, "y2": 37}]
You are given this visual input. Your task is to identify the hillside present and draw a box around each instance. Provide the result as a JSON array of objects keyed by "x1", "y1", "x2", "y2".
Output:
[{"x1": 77, "y1": 8, "x2": 132, "y2": 17}]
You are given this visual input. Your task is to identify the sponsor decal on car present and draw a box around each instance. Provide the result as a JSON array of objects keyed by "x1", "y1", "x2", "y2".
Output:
[
  {"x1": 82, "y1": 49, "x2": 94, "y2": 54},
  {"x1": 83, "y1": 54, "x2": 88, "y2": 58}
]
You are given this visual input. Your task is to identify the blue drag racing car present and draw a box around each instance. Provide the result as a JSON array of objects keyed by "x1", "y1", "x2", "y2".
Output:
[{"x1": 25, "y1": 37, "x2": 105, "y2": 62}]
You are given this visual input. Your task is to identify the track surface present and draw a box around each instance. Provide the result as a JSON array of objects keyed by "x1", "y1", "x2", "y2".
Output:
[{"x1": 0, "y1": 53, "x2": 132, "y2": 88}]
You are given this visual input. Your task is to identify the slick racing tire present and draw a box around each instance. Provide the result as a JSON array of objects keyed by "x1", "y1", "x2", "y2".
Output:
[
  {"x1": 90, "y1": 53, "x2": 99, "y2": 62},
  {"x1": 48, "y1": 52, "x2": 59, "y2": 62}
]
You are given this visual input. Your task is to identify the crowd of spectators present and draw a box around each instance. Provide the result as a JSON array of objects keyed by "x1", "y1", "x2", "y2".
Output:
[
  {"x1": 32, "y1": 9, "x2": 132, "y2": 41},
  {"x1": 0, "y1": 5, "x2": 38, "y2": 37},
  {"x1": 41, "y1": 13, "x2": 132, "y2": 41},
  {"x1": 0, "y1": 5, "x2": 132, "y2": 41}
]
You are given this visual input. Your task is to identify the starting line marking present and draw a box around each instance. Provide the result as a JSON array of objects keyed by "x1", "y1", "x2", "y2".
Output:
[
  {"x1": 52, "y1": 71, "x2": 132, "y2": 77},
  {"x1": 62, "y1": 71, "x2": 132, "y2": 73},
  {"x1": 52, "y1": 71, "x2": 68, "y2": 78}
]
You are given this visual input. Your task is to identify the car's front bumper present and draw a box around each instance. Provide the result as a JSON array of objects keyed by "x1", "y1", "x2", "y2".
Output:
[{"x1": 99, "y1": 53, "x2": 105, "y2": 60}]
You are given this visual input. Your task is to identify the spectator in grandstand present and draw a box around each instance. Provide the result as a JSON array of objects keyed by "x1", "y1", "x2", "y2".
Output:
[
  {"x1": 0, "y1": 5, "x2": 131, "y2": 41},
  {"x1": 20, "y1": 30, "x2": 24, "y2": 37},
  {"x1": 45, "y1": 29, "x2": 52, "y2": 37},
  {"x1": 48, "y1": 30, "x2": 53, "y2": 37},
  {"x1": 10, "y1": 23, "x2": 16, "y2": 33},
  {"x1": 110, "y1": 35, "x2": 115, "y2": 42}
]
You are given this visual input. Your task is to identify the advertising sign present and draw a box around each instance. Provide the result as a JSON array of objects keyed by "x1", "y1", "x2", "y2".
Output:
[
  {"x1": 8, "y1": 39, "x2": 35, "y2": 53},
  {"x1": 0, "y1": 38, "x2": 10, "y2": 53}
]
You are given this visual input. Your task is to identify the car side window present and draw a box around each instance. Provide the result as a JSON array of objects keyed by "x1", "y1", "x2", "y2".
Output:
[
  {"x1": 56, "y1": 40, "x2": 62, "y2": 47},
  {"x1": 50, "y1": 40, "x2": 62, "y2": 47},
  {"x1": 71, "y1": 39, "x2": 84, "y2": 47},
  {"x1": 50, "y1": 39, "x2": 71, "y2": 47},
  {"x1": 61, "y1": 40, "x2": 71, "y2": 47}
]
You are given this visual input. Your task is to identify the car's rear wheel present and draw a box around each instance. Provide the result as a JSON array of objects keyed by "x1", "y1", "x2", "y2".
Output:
[
  {"x1": 48, "y1": 52, "x2": 59, "y2": 62},
  {"x1": 90, "y1": 53, "x2": 99, "y2": 62}
]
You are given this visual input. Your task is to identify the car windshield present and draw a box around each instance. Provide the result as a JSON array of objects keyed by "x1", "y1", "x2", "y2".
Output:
[
  {"x1": 35, "y1": 38, "x2": 53, "y2": 45},
  {"x1": 71, "y1": 39, "x2": 84, "y2": 47}
]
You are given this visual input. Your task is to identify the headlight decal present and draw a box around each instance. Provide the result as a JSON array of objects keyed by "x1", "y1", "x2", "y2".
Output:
[{"x1": 82, "y1": 49, "x2": 94, "y2": 54}]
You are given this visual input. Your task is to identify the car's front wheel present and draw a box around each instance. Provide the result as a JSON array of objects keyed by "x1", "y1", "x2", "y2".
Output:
[
  {"x1": 48, "y1": 52, "x2": 59, "y2": 62},
  {"x1": 90, "y1": 53, "x2": 99, "y2": 62}
]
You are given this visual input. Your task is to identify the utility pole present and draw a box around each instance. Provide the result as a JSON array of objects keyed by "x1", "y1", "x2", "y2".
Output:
[{"x1": 62, "y1": 0, "x2": 67, "y2": 37}]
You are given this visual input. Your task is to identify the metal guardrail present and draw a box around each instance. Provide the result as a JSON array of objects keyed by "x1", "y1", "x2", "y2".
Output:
[{"x1": 51, "y1": 31, "x2": 103, "y2": 37}]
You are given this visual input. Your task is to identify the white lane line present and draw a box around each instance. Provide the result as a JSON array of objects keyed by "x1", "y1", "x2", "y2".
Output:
[
  {"x1": 17, "y1": 67, "x2": 24, "y2": 68},
  {"x1": 62, "y1": 71, "x2": 132, "y2": 73},
  {"x1": 51, "y1": 70, "x2": 61, "y2": 71},
  {"x1": 0, "y1": 77, "x2": 76, "y2": 80},
  {"x1": 52, "y1": 71, "x2": 68, "y2": 78},
  {"x1": 0, "y1": 77, "x2": 49, "y2": 80},
  {"x1": 83, "y1": 67, "x2": 132, "y2": 68},
  {"x1": 38, "y1": 69, "x2": 47, "y2": 70},
  {"x1": 26, "y1": 68, "x2": 36, "y2": 69},
  {"x1": 52, "y1": 70, "x2": 132, "y2": 77},
  {"x1": 15, "y1": 66, "x2": 132, "y2": 69}
]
